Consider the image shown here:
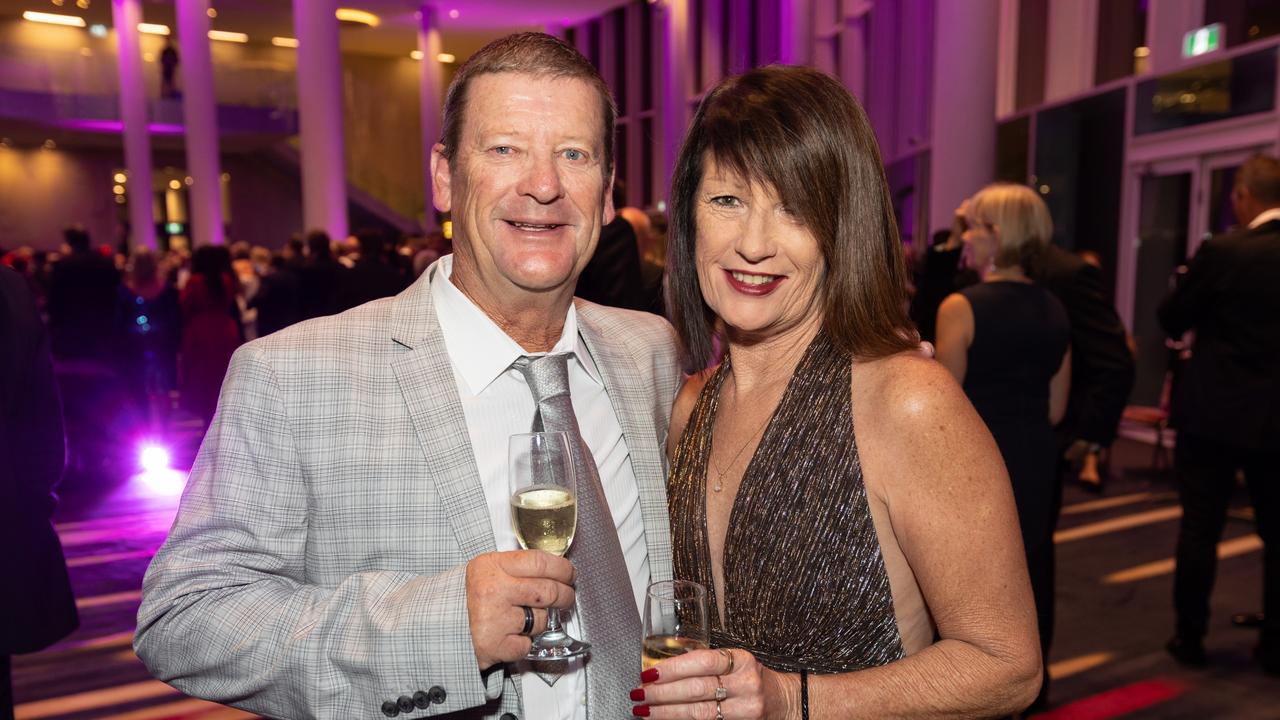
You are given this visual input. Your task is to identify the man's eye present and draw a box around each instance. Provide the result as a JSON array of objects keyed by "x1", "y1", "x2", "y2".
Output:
[
  {"x1": 492, "y1": 146, "x2": 513, "y2": 155},
  {"x1": 563, "y1": 149, "x2": 585, "y2": 161}
]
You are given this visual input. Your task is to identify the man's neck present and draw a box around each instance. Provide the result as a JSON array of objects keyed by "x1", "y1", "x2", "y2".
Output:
[{"x1": 449, "y1": 265, "x2": 572, "y2": 353}]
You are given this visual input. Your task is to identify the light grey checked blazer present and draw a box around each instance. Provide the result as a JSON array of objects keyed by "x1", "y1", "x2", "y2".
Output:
[{"x1": 134, "y1": 264, "x2": 682, "y2": 719}]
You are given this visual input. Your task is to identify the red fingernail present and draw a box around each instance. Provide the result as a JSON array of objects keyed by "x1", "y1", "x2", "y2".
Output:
[
  {"x1": 640, "y1": 668, "x2": 659, "y2": 683},
  {"x1": 629, "y1": 688, "x2": 645, "y2": 702},
  {"x1": 633, "y1": 705, "x2": 651, "y2": 717}
]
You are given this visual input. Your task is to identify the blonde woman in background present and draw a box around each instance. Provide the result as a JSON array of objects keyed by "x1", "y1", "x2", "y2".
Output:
[{"x1": 935, "y1": 182, "x2": 1071, "y2": 711}]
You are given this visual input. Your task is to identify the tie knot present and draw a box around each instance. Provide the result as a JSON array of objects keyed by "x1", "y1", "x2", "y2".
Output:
[{"x1": 512, "y1": 353, "x2": 572, "y2": 402}]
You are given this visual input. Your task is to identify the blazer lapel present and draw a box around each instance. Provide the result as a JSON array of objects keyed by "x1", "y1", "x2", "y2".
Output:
[
  {"x1": 388, "y1": 267, "x2": 497, "y2": 563},
  {"x1": 576, "y1": 302, "x2": 674, "y2": 585}
]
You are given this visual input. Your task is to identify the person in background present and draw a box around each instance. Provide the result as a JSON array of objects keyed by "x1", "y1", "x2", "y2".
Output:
[
  {"x1": 935, "y1": 182, "x2": 1070, "y2": 711},
  {"x1": 0, "y1": 266, "x2": 79, "y2": 720},
  {"x1": 179, "y1": 245, "x2": 241, "y2": 425},
  {"x1": 1159, "y1": 153, "x2": 1280, "y2": 674},
  {"x1": 643, "y1": 65, "x2": 1041, "y2": 720},
  {"x1": 246, "y1": 252, "x2": 300, "y2": 339},
  {"x1": 116, "y1": 248, "x2": 181, "y2": 435},
  {"x1": 160, "y1": 39, "x2": 180, "y2": 99},
  {"x1": 47, "y1": 225, "x2": 120, "y2": 363},
  {"x1": 575, "y1": 180, "x2": 648, "y2": 311},
  {"x1": 337, "y1": 229, "x2": 409, "y2": 311},
  {"x1": 295, "y1": 229, "x2": 345, "y2": 320},
  {"x1": 1027, "y1": 238, "x2": 1135, "y2": 495},
  {"x1": 909, "y1": 203, "x2": 980, "y2": 344}
]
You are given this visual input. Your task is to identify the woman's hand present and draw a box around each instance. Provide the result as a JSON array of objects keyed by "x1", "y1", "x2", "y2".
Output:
[{"x1": 630, "y1": 647, "x2": 795, "y2": 720}]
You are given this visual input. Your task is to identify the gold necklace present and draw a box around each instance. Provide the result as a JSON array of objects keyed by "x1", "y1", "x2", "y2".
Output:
[{"x1": 709, "y1": 411, "x2": 774, "y2": 493}]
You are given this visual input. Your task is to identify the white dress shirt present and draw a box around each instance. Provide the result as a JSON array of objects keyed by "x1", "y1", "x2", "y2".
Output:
[
  {"x1": 431, "y1": 256, "x2": 650, "y2": 719},
  {"x1": 1248, "y1": 207, "x2": 1280, "y2": 229}
]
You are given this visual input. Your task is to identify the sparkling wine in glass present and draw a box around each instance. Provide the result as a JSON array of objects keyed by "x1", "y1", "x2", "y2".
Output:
[
  {"x1": 509, "y1": 431, "x2": 591, "y2": 664},
  {"x1": 642, "y1": 579, "x2": 710, "y2": 671}
]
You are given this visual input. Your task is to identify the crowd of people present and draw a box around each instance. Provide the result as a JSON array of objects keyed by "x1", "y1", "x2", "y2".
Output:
[{"x1": 3, "y1": 28, "x2": 1277, "y2": 720}]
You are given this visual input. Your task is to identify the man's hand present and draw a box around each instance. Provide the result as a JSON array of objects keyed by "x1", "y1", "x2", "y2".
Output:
[{"x1": 466, "y1": 550, "x2": 576, "y2": 670}]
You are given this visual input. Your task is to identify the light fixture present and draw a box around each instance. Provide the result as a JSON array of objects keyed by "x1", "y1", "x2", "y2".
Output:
[
  {"x1": 23, "y1": 11, "x2": 86, "y2": 27},
  {"x1": 1134, "y1": 46, "x2": 1151, "y2": 58},
  {"x1": 114, "y1": 171, "x2": 127, "y2": 183},
  {"x1": 89, "y1": 23, "x2": 107, "y2": 37},
  {"x1": 138, "y1": 23, "x2": 171, "y2": 36},
  {"x1": 114, "y1": 195, "x2": 126, "y2": 204},
  {"x1": 76, "y1": 0, "x2": 89, "y2": 9},
  {"x1": 437, "y1": 52, "x2": 456, "y2": 63},
  {"x1": 207, "y1": 8, "x2": 217, "y2": 18},
  {"x1": 52, "y1": 0, "x2": 65, "y2": 6},
  {"x1": 43, "y1": 139, "x2": 57, "y2": 149},
  {"x1": 208, "y1": 30, "x2": 248, "y2": 43},
  {"x1": 335, "y1": 8, "x2": 380, "y2": 27},
  {"x1": 220, "y1": 172, "x2": 230, "y2": 181},
  {"x1": 272, "y1": 36, "x2": 299, "y2": 48},
  {"x1": 113, "y1": 184, "x2": 126, "y2": 195},
  {"x1": 168, "y1": 179, "x2": 182, "y2": 190},
  {"x1": 448, "y1": 9, "x2": 459, "y2": 19},
  {"x1": 409, "y1": 50, "x2": 424, "y2": 60},
  {"x1": 184, "y1": 176, "x2": 193, "y2": 185}
]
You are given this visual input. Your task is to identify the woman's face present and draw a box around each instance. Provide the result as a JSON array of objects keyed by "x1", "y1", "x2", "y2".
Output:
[
  {"x1": 961, "y1": 212, "x2": 999, "y2": 273},
  {"x1": 694, "y1": 156, "x2": 826, "y2": 342}
]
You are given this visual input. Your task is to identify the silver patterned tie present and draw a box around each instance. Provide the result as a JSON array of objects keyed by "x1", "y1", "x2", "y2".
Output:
[{"x1": 513, "y1": 353, "x2": 638, "y2": 718}]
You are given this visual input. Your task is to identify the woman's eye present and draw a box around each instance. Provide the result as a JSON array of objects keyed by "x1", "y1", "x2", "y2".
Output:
[{"x1": 710, "y1": 195, "x2": 741, "y2": 208}]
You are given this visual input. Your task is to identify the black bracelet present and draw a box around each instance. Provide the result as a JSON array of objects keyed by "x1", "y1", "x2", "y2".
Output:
[{"x1": 800, "y1": 668, "x2": 809, "y2": 720}]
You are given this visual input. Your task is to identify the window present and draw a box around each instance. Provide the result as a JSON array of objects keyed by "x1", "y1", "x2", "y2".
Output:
[
  {"x1": 1205, "y1": 0, "x2": 1280, "y2": 49},
  {"x1": 1134, "y1": 46, "x2": 1277, "y2": 135},
  {"x1": 1015, "y1": 0, "x2": 1048, "y2": 111}
]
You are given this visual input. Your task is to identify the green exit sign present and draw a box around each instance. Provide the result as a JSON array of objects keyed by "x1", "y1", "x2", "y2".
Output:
[{"x1": 1183, "y1": 23, "x2": 1223, "y2": 57}]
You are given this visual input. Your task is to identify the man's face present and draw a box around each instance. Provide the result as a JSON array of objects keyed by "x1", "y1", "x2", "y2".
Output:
[{"x1": 431, "y1": 72, "x2": 613, "y2": 308}]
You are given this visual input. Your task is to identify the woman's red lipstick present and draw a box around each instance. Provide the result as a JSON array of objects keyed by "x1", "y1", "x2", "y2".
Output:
[{"x1": 724, "y1": 269, "x2": 784, "y2": 296}]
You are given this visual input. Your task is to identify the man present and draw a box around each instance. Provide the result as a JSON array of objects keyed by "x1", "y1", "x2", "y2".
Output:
[
  {"x1": 135, "y1": 33, "x2": 681, "y2": 719},
  {"x1": 46, "y1": 226, "x2": 120, "y2": 363},
  {"x1": 1029, "y1": 241, "x2": 1135, "y2": 494},
  {"x1": 1, "y1": 266, "x2": 79, "y2": 720},
  {"x1": 575, "y1": 181, "x2": 648, "y2": 312},
  {"x1": 1159, "y1": 153, "x2": 1280, "y2": 674}
]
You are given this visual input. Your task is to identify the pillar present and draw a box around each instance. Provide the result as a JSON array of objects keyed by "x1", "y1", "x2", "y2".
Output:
[
  {"x1": 292, "y1": 0, "x2": 348, "y2": 239},
  {"x1": 418, "y1": 5, "x2": 444, "y2": 231},
  {"x1": 658, "y1": 0, "x2": 690, "y2": 206},
  {"x1": 176, "y1": 0, "x2": 224, "y2": 246},
  {"x1": 112, "y1": 0, "x2": 156, "y2": 250}
]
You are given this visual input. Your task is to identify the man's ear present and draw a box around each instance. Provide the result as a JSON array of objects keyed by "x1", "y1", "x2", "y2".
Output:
[
  {"x1": 603, "y1": 172, "x2": 616, "y2": 225},
  {"x1": 430, "y1": 143, "x2": 453, "y2": 213}
]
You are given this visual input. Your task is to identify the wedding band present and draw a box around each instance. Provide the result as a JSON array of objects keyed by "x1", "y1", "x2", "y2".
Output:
[
  {"x1": 718, "y1": 648, "x2": 735, "y2": 674},
  {"x1": 715, "y1": 700, "x2": 725, "y2": 720},
  {"x1": 519, "y1": 606, "x2": 535, "y2": 636},
  {"x1": 714, "y1": 682, "x2": 728, "y2": 701}
]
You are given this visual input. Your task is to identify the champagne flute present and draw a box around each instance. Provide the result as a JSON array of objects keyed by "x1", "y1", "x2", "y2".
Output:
[
  {"x1": 642, "y1": 579, "x2": 710, "y2": 670},
  {"x1": 509, "y1": 431, "x2": 591, "y2": 662}
]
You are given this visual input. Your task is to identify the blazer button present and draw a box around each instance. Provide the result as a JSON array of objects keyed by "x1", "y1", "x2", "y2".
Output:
[
  {"x1": 500, "y1": 714, "x2": 518, "y2": 720},
  {"x1": 397, "y1": 695, "x2": 416, "y2": 713},
  {"x1": 428, "y1": 686, "x2": 447, "y2": 704},
  {"x1": 412, "y1": 691, "x2": 431, "y2": 709},
  {"x1": 380, "y1": 700, "x2": 400, "y2": 717}
]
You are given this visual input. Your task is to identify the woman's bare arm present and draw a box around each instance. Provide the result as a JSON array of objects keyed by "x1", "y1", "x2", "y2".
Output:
[
  {"x1": 1049, "y1": 347, "x2": 1071, "y2": 427},
  {"x1": 934, "y1": 293, "x2": 973, "y2": 384}
]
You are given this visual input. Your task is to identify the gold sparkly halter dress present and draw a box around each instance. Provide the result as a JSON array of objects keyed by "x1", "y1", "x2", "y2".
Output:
[{"x1": 668, "y1": 332, "x2": 906, "y2": 673}]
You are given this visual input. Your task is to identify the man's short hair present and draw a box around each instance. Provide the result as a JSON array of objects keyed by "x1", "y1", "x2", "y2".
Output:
[
  {"x1": 1237, "y1": 154, "x2": 1280, "y2": 207},
  {"x1": 439, "y1": 32, "x2": 617, "y2": 179}
]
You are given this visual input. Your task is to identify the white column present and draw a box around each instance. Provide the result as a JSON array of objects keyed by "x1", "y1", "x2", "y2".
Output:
[
  {"x1": 927, "y1": 0, "x2": 999, "y2": 233},
  {"x1": 1044, "y1": 0, "x2": 1098, "y2": 102},
  {"x1": 995, "y1": 0, "x2": 1019, "y2": 117},
  {"x1": 1147, "y1": 0, "x2": 1203, "y2": 75},
  {"x1": 418, "y1": 5, "x2": 444, "y2": 231},
  {"x1": 777, "y1": 0, "x2": 810, "y2": 65},
  {"x1": 658, "y1": 0, "x2": 690, "y2": 205},
  {"x1": 292, "y1": 0, "x2": 347, "y2": 239},
  {"x1": 112, "y1": 0, "x2": 156, "y2": 250},
  {"x1": 176, "y1": 0, "x2": 223, "y2": 246}
]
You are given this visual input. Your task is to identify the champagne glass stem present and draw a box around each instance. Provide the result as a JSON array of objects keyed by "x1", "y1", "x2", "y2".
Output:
[{"x1": 545, "y1": 608, "x2": 563, "y2": 634}]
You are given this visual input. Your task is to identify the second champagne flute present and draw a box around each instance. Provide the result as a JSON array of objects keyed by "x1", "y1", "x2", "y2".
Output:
[
  {"x1": 509, "y1": 431, "x2": 591, "y2": 662},
  {"x1": 642, "y1": 579, "x2": 710, "y2": 670}
]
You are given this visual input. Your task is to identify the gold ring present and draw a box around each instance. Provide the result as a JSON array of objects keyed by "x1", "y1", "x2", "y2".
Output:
[
  {"x1": 715, "y1": 699, "x2": 724, "y2": 720},
  {"x1": 718, "y1": 648, "x2": 735, "y2": 674},
  {"x1": 714, "y1": 682, "x2": 728, "y2": 701}
]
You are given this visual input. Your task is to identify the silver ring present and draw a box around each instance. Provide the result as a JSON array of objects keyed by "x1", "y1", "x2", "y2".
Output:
[
  {"x1": 714, "y1": 682, "x2": 728, "y2": 701},
  {"x1": 519, "y1": 605, "x2": 535, "y2": 636},
  {"x1": 715, "y1": 699, "x2": 724, "y2": 720}
]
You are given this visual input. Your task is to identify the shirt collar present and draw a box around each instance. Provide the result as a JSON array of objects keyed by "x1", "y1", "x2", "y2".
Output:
[
  {"x1": 1248, "y1": 207, "x2": 1280, "y2": 229},
  {"x1": 431, "y1": 254, "x2": 603, "y2": 396}
]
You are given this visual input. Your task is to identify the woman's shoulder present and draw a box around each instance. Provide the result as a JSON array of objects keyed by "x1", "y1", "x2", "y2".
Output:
[
  {"x1": 851, "y1": 352, "x2": 974, "y2": 433},
  {"x1": 666, "y1": 365, "x2": 719, "y2": 457}
]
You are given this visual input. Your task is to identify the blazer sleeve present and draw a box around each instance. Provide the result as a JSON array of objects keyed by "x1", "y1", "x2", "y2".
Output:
[
  {"x1": 1159, "y1": 239, "x2": 1218, "y2": 339},
  {"x1": 134, "y1": 344, "x2": 501, "y2": 719},
  {"x1": 1057, "y1": 261, "x2": 1136, "y2": 445}
]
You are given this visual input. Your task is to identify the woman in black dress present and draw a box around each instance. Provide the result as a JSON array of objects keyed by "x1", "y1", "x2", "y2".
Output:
[{"x1": 935, "y1": 182, "x2": 1071, "y2": 709}]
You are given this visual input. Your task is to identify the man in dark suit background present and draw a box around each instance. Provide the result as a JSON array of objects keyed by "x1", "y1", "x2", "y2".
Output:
[
  {"x1": 1029, "y1": 240, "x2": 1136, "y2": 491},
  {"x1": 0, "y1": 266, "x2": 79, "y2": 719},
  {"x1": 46, "y1": 226, "x2": 120, "y2": 362},
  {"x1": 336, "y1": 230, "x2": 409, "y2": 312},
  {"x1": 575, "y1": 180, "x2": 647, "y2": 311},
  {"x1": 1159, "y1": 153, "x2": 1280, "y2": 674}
]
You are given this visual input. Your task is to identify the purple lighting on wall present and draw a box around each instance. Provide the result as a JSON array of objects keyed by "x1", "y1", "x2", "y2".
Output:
[{"x1": 55, "y1": 119, "x2": 185, "y2": 135}]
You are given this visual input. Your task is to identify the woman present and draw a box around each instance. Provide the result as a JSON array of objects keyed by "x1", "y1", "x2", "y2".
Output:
[
  {"x1": 935, "y1": 183, "x2": 1071, "y2": 709},
  {"x1": 179, "y1": 245, "x2": 241, "y2": 425},
  {"x1": 116, "y1": 247, "x2": 181, "y2": 433},
  {"x1": 634, "y1": 65, "x2": 1041, "y2": 719}
]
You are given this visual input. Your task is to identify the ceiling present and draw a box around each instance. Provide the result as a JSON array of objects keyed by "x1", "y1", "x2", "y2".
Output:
[{"x1": 4, "y1": 0, "x2": 632, "y2": 58}]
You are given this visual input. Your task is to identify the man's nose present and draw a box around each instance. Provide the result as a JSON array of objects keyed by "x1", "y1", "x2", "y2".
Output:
[{"x1": 518, "y1": 155, "x2": 565, "y2": 204}]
